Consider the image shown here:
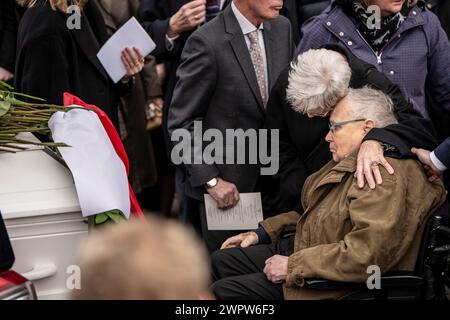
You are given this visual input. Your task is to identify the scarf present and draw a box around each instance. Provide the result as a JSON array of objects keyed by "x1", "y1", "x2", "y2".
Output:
[{"x1": 352, "y1": 1, "x2": 411, "y2": 52}]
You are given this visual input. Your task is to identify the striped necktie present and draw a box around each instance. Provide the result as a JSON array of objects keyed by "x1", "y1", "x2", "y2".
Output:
[{"x1": 206, "y1": 0, "x2": 221, "y2": 22}]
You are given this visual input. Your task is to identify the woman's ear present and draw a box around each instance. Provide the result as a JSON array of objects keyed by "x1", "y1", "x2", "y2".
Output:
[{"x1": 363, "y1": 119, "x2": 375, "y2": 133}]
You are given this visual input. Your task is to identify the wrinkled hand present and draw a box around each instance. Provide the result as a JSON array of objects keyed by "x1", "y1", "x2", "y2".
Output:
[
  {"x1": 263, "y1": 255, "x2": 289, "y2": 284},
  {"x1": 207, "y1": 178, "x2": 240, "y2": 209},
  {"x1": 121, "y1": 47, "x2": 144, "y2": 81},
  {"x1": 0, "y1": 67, "x2": 14, "y2": 82},
  {"x1": 356, "y1": 140, "x2": 394, "y2": 189},
  {"x1": 167, "y1": 0, "x2": 206, "y2": 37},
  {"x1": 220, "y1": 231, "x2": 258, "y2": 250},
  {"x1": 411, "y1": 148, "x2": 442, "y2": 182}
]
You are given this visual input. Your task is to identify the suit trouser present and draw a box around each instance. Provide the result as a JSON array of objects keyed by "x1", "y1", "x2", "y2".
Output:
[
  {"x1": 210, "y1": 235, "x2": 294, "y2": 300},
  {"x1": 175, "y1": 168, "x2": 202, "y2": 236}
]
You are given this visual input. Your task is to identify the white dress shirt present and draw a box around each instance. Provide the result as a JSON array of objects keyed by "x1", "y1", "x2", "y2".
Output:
[{"x1": 430, "y1": 151, "x2": 448, "y2": 171}]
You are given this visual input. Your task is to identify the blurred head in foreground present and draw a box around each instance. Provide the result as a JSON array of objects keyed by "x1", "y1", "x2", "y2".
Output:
[{"x1": 72, "y1": 218, "x2": 210, "y2": 300}]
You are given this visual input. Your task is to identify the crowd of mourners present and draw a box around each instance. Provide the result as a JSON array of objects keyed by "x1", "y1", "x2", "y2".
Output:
[{"x1": 0, "y1": 0, "x2": 449, "y2": 300}]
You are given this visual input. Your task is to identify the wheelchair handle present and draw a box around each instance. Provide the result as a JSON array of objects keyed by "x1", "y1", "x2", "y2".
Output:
[{"x1": 433, "y1": 244, "x2": 450, "y2": 255}]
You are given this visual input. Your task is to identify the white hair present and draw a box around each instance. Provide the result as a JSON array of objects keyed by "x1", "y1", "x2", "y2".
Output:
[
  {"x1": 346, "y1": 87, "x2": 398, "y2": 127},
  {"x1": 286, "y1": 49, "x2": 352, "y2": 114}
]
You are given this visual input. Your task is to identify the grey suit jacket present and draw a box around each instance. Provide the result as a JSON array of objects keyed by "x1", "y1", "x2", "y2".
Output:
[{"x1": 168, "y1": 5, "x2": 295, "y2": 201}]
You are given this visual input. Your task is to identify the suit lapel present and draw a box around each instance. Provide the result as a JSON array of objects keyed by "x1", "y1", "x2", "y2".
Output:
[
  {"x1": 225, "y1": 7, "x2": 264, "y2": 112},
  {"x1": 262, "y1": 21, "x2": 277, "y2": 90}
]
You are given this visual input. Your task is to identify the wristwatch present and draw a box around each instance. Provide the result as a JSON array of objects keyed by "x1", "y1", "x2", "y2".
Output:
[{"x1": 205, "y1": 178, "x2": 218, "y2": 189}]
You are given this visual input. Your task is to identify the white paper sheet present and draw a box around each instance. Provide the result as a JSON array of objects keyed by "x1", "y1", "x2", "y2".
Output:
[
  {"x1": 49, "y1": 109, "x2": 130, "y2": 218},
  {"x1": 97, "y1": 17, "x2": 156, "y2": 83},
  {"x1": 204, "y1": 193, "x2": 264, "y2": 230}
]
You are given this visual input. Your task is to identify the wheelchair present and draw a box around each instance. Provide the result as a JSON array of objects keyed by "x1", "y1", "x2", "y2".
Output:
[{"x1": 303, "y1": 202, "x2": 450, "y2": 300}]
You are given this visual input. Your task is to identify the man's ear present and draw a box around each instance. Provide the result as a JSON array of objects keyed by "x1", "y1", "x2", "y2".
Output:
[{"x1": 363, "y1": 119, "x2": 375, "y2": 133}]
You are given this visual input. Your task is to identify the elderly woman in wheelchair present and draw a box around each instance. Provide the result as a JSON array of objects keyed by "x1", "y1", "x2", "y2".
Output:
[{"x1": 210, "y1": 87, "x2": 447, "y2": 300}]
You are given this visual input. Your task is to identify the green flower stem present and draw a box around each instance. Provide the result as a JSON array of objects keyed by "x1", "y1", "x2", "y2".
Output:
[
  {"x1": 0, "y1": 145, "x2": 28, "y2": 151},
  {"x1": 0, "y1": 127, "x2": 50, "y2": 134},
  {"x1": 0, "y1": 82, "x2": 91, "y2": 153},
  {"x1": 4, "y1": 116, "x2": 52, "y2": 122},
  {"x1": 0, "y1": 90, "x2": 46, "y2": 101},
  {"x1": 0, "y1": 148, "x2": 16, "y2": 153},
  {"x1": 11, "y1": 138, "x2": 68, "y2": 147},
  {"x1": 9, "y1": 110, "x2": 57, "y2": 115},
  {"x1": 0, "y1": 81, "x2": 13, "y2": 90}
]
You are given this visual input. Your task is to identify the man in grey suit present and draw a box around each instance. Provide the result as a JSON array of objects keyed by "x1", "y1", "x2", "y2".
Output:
[{"x1": 168, "y1": 0, "x2": 295, "y2": 252}]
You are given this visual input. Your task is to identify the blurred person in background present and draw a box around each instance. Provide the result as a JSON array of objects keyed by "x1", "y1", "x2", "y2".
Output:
[
  {"x1": 280, "y1": 0, "x2": 301, "y2": 44},
  {"x1": 15, "y1": 0, "x2": 145, "y2": 130},
  {"x1": 138, "y1": 0, "x2": 230, "y2": 135},
  {"x1": 73, "y1": 218, "x2": 211, "y2": 300},
  {"x1": 95, "y1": 0, "x2": 163, "y2": 197},
  {"x1": 426, "y1": 0, "x2": 450, "y2": 38},
  {"x1": 0, "y1": 0, "x2": 21, "y2": 84}
]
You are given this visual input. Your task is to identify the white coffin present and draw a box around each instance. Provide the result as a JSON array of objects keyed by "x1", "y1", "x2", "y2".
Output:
[{"x1": 0, "y1": 149, "x2": 87, "y2": 300}]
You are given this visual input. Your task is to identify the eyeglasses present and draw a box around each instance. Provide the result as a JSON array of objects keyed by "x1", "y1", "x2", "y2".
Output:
[{"x1": 328, "y1": 119, "x2": 366, "y2": 133}]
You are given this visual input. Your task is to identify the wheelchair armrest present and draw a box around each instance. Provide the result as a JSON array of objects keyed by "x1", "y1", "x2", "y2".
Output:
[
  {"x1": 303, "y1": 279, "x2": 365, "y2": 291},
  {"x1": 304, "y1": 271, "x2": 424, "y2": 291}
]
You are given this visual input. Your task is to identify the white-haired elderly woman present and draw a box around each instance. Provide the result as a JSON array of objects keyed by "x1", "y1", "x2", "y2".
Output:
[
  {"x1": 261, "y1": 46, "x2": 437, "y2": 215},
  {"x1": 211, "y1": 87, "x2": 446, "y2": 300}
]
